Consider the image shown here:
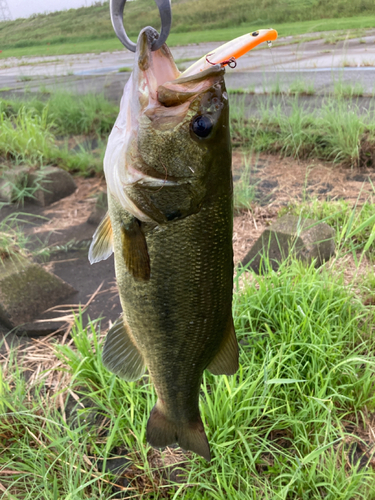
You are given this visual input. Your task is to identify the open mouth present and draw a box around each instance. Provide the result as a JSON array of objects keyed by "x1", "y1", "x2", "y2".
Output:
[
  {"x1": 136, "y1": 27, "x2": 225, "y2": 109},
  {"x1": 135, "y1": 26, "x2": 277, "y2": 109}
]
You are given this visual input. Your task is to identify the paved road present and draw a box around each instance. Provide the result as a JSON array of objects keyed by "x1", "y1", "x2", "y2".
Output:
[{"x1": 1, "y1": 31, "x2": 375, "y2": 101}]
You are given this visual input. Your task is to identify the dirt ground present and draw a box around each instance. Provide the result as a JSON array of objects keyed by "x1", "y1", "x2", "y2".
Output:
[
  {"x1": 232, "y1": 151, "x2": 375, "y2": 262},
  {"x1": 0, "y1": 151, "x2": 374, "y2": 344}
]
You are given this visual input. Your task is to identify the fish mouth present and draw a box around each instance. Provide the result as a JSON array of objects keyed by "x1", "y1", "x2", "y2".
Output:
[
  {"x1": 135, "y1": 27, "x2": 225, "y2": 109},
  {"x1": 103, "y1": 28, "x2": 227, "y2": 223}
]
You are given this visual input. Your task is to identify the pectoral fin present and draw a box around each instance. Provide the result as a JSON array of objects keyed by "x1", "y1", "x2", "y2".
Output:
[
  {"x1": 88, "y1": 212, "x2": 113, "y2": 264},
  {"x1": 207, "y1": 317, "x2": 239, "y2": 376},
  {"x1": 121, "y1": 218, "x2": 150, "y2": 281},
  {"x1": 102, "y1": 317, "x2": 145, "y2": 381}
]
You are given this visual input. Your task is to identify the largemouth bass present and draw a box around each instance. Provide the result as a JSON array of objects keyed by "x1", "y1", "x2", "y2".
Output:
[{"x1": 89, "y1": 27, "x2": 238, "y2": 461}]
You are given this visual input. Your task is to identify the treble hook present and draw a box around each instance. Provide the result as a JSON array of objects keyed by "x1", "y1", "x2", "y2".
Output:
[{"x1": 110, "y1": 0, "x2": 172, "y2": 53}]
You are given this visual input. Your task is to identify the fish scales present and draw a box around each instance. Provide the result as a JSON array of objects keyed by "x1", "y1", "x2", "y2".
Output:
[
  {"x1": 109, "y1": 191, "x2": 233, "y2": 419},
  {"x1": 89, "y1": 27, "x2": 239, "y2": 461}
]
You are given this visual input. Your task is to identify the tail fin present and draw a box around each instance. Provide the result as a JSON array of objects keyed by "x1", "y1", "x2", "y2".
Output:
[{"x1": 146, "y1": 403, "x2": 211, "y2": 461}]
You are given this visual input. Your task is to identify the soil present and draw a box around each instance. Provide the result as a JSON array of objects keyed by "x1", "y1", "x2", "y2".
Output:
[
  {"x1": 0, "y1": 151, "x2": 374, "y2": 348},
  {"x1": 232, "y1": 151, "x2": 375, "y2": 263}
]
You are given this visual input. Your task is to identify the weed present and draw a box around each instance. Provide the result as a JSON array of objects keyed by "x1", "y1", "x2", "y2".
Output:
[
  {"x1": 17, "y1": 75, "x2": 32, "y2": 82},
  {"x1": 0, "y1": 106, "x2": 54, "y2": 166},
  {"x1": 3, "y1": 252, "x2": 375, "y2": 498},
  {"x1": 0, "y1": 92, "x2": 115, "y2": 176},
  {"x1": 228, "y1": 87, "x2": 255, "y2": 95},
  {"x1": 288, "y1": 79, "x2": 315, "y2": 95},
  {"x1": 279, "y1": 199, "x2": 375, "y2": 260},
  {"x1": 231, "y1": 95, "x2": 375, "y2": 167},
  {"x1": 233, "y1": 155, "x2": 257, "y2": 212},
  {"x1": 333, "y1": 81, "x2": 365, "y2": 98},
  {"x1": 2, "y1": 2, "x2": 375, "y2": 58},
  {"x1": 0, "y1": 212, "x2": 37, "y2": 258},
  {"x1": 341, "y1": 59, "x2": 356, "y2": 67},
  {"x1": 2, "y1": 92, "x2": 117, "y2": 136},
  {"x1": 38, "y1": 85, "x2": 50, "y2": 95},
  {"x1": 320, "y1": 99, "x2": 366, "y2": 165},
  {"x1": 118, "y1": 66, "x2": 131, "y2": 72},
  {"x1": 268, "y1": 78, "x2": 283, "y2": 95},
  {"x1": 45, "y1": 92, "x2": 117, "y2": 135},
  {"x1": 362, "y1": 59, "x2": 375, "y2": 67},
  {"x1": 1, "y1": 169, "x2": 45, "y2": 206},
  {"x1": 51, "y1": 143, "x2": 104, "y2": 177}
]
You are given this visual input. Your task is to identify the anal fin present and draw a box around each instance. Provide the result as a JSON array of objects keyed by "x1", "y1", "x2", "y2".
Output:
[
  {"x1": 121, "y1": 218, "x2": 150, "y2": 281},
  {"x1": 102, "y1": 317, "x2": 145, "y2": 381},
  {"x1": 88, "y1": 212, "x2": 113, "y2": 264},
  {"x1": 207, "y1": 317, "x2": 239, "y2": 376}
]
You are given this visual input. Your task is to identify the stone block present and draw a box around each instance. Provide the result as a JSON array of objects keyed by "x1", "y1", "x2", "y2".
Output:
[
  {"x1": 0, "y1": 255, "x2": 77, "y2": 329},
  {"x1": 87, "y1": 191, "x2": 108, "y2": 225},
  {"x1": 28, "y1": 166, "x2": 76, "y2": 206},
  {"x1": 0, "y1": 166, "x2": 30, "y2": 202},
  {"x1": 241, "y1": 215, "x2": 335, "y2": 273}
]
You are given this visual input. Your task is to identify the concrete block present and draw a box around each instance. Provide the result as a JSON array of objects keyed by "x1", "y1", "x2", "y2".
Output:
[
  {"x1": 0, "y1": 254, "x2": 77, "y2": 329},
  {"x1": 28, "y1": 166, "x2": 76, "y2": 206},
  {"x1": 87, "y1": 191, "x2": 108, "y2": 225},
  {"x1": 241, "y1": 215, "x2": 335, "y2": 273},
  {"x1": 0, "y1": 166, "x2": 30, "y2": 202}
]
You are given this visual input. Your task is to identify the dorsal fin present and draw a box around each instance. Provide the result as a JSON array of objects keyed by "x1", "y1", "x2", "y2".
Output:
[{"x1": 88, "y1": 212, "x2": 113, "y2": 264}]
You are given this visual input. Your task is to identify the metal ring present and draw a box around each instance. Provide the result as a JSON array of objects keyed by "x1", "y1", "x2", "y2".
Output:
[{"x1": 110, "y1": 0, "x2": 172, "y2": 53}]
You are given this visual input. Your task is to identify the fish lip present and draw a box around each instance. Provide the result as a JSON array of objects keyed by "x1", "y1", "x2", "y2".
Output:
[
  {"x1": 136, "y1": 27, "x2": 180, "y2": 102},
  {"x1": 172, "y1": 65, "x2": 225, "y2": 85},
  {"x1": 137, "y1": 27, "x2": 159, "y2": 72},
  {"x1": 136, "y1": 27, "x2": 225, "y2": 106}
]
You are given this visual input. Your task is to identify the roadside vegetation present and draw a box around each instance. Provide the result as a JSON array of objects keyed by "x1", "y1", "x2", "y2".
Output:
[
  {"x1": 231, "y1": 95, "x2": 375, "y2": 168},
  {"x1": 1, "y1": 242, "x2": 375, "y2": 498},
  {"x1": 1, "y1": 0, "x2": 375, "y2": 58},
  {"x1": 1, "y1": 83, "x2": 375, "y2": 497},
  {"x1": 0, "y1": 92, "x2": 117, "y2": 177},
  {"x1": 1, "y1": 90, "x2": 375, "y2": 184},
  {"x1": 279, "y1": 199, "x2": 375, "y2": 261}
]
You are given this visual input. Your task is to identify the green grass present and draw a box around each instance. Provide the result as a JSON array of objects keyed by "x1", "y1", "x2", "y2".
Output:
[
  {"x1": 233, "y1": 155, "x2": 257, "y2": 212},
  {"x1": 1, "y1": 85, "x2": 375, "y2": 496},
  {"x1": 1, "y1": 92, "x2": 117, "y2": 136},
  {"x1": 0, "y1": 106, "x2": 103, "y2": 176},
  {"x1": 118, "y1": 66, "x2": 132, "y2": 73},
  {"x1": 231, "y1": 95, "x2": 375, "y2": 167},
  {"x1": 288, "y1": 79, "x2": 315, "y2": 96},
  {"x1": 0, "y1": 92, "x2": 116, "y2": 177},
  {"x1": 333, "y1": 81, "x2": 365, "y2": 98},
  {"x1": 1, "y1": 0, "x2": 375, "y2": 59},
  {"x1": 2, "y1": 90, "x2": 375, "y2": 183},
  {"x1": 279, "y1": 199, "x2": 375, "y2": 261},
  {"x1": 0, "y1": 106, "x2": 54, "y2": 166},
  {"x1": 1, "y1": 252, "x2": 375, "y2": 498},
  {"x1": 0, "y1": 212, "x2": 34, "y2": 258}
]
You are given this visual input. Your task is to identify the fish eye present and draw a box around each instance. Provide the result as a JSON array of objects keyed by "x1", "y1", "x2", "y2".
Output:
[{"x1": 191, "y1": 115, "x2": 213, "y2": 138}]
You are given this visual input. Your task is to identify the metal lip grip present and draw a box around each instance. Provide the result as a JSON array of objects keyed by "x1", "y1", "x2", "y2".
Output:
[{"x1": 110, "y1": 0, "x2": 172, "y2": 52}]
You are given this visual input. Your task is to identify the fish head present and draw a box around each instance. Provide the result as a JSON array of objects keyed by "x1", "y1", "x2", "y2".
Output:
[{"x1": 105, "y1": 27, "x2": 232, "y2": 223}]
